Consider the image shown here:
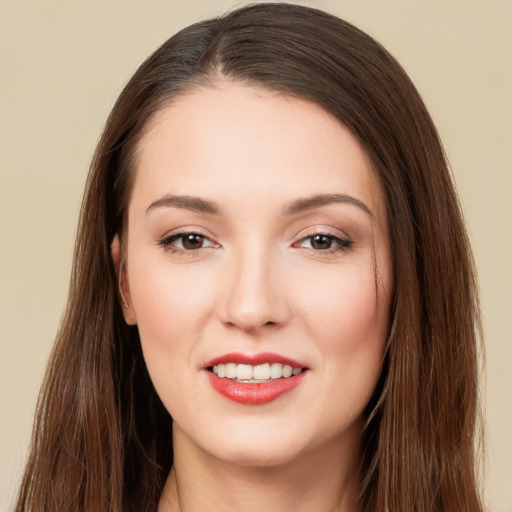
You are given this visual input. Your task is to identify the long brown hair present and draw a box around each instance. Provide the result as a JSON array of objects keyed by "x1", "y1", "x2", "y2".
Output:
[{"x1": 15, "y1": 4, "x2": 484, "y2": 511}]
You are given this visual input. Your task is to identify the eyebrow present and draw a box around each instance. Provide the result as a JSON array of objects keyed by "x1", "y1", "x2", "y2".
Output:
[
  {"x1": 284, "y1": 193, "x2": 374, "y2": 218},
  {"x1": 146, "y1": 194, "x2": 221, "y2": 215},
  {"x1": 145, "y1": 193, "x2": 373, "y2": 218}
]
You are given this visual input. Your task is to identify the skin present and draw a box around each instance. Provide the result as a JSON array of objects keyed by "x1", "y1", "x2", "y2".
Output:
[{"x1": 112, "y1": 82, "x2": 393, "y2": 512}]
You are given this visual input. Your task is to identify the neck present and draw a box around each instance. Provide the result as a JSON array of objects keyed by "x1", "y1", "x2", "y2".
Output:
[{"x1": 158, "y1": 425, "x2": 362, "y2": 512}]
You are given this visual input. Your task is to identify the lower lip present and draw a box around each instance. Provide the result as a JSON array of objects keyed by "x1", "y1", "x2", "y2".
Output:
[{"x1": 207, "y1": 371, "x2": 307, "y2": 405}]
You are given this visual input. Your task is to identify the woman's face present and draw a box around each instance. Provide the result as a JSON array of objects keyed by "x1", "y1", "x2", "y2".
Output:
[{"x1": 119, "y1": 82, "x2": 393, "y2": 467}]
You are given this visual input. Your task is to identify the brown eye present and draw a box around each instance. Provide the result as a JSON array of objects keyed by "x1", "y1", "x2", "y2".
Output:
[
  {"x1": 310, "y1": 234, "x2": 333, "y2": 250},
  {"x1": 159, "y1": 232, "x2": 217, "y2": 253},
  {"x1": 182, "y1": 234, "x2": 204, "y2": 250},
  {"x1": 294, "y1": 232, "x2": 353, "y2": 253}
]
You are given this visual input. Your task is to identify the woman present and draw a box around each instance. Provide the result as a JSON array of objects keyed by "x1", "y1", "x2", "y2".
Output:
[{"x1": 15, "y1": 3, "x2": 484, "y2": 511}]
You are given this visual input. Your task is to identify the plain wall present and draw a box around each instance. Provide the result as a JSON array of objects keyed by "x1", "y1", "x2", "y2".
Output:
[{"x1": 1, "y1": 1, "x2": 510, "y2": 510}]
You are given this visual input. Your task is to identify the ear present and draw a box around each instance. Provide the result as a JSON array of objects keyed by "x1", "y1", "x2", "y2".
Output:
[{"x1": 111, "y1": 234, "x2": 137, "y2": 325}]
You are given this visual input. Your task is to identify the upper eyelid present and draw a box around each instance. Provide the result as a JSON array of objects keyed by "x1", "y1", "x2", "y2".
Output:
[
  {"x1": 160, "y1": 227, "x2": 216, "y2": 241},
  {"x1": 158, "y1": 226, "x2": 350, "y2": 238},
  {"x1": 167, "y1": 232, "x2": 212, "y2": 241},
  {"x1": 294, "y1": 232, "x2": 352, "y2": 245},
  {"x1": 157, "y1": 230, "x2": 215, "y2": 250},
  {"x1": 295, "y1": 226, "x2": 351, "y2": 240}
]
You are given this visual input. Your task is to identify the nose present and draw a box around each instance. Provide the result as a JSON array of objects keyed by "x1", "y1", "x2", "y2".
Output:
[{"x1": 218, "y1": 244, "x2": 290, "y2": 333}]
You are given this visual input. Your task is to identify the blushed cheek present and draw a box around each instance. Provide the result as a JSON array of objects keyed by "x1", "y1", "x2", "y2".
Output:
[
  {"x1": 299, "y1": 266, "x2": 389, "y2": 369},
  {"x1": 131, "y1": 258, "x2": 212, "y2": 334},
  {"x1": 127, "y1": 262, "x2": 211, "y2": 395}
]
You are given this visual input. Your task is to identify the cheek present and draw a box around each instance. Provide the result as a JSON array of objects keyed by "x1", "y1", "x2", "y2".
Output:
[
  {"x1": 126, "y1": 258, "x2": 215, "y2": 401},
  {"x1": 297, "y1": 261, "x2": 390, "y2": 411},
  {"x1": 298, "y1": 263, "x2": 388, "y2": 350},
  {"x1": 130, "y1": 257, "x2": 213, "y2": 338},
  {"x1": 304, "y1": 265, "x2": 389, "y2": 412}
]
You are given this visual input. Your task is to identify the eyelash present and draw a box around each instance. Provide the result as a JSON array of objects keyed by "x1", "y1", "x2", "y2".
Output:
[
  {"x1": 293, "y1": 230, "x2": 354, "y2": 255},
  {"x1": 157, "y1": 230, "x2": 353, "y2": 256},
  {"x1": 158, "y1": 231, "x2": 217, "y2": 256}
]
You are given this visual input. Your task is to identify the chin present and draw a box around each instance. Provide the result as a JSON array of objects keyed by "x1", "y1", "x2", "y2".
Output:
[
  {"x1": 196, "y1": 417, "x2": 346, "y2": 470},
  {"x1": 181, "y1": 418, "x2": 313, "y2": 468},
  {"x1": 212, "y1": 440, "x2": 306, "y2": 469}
]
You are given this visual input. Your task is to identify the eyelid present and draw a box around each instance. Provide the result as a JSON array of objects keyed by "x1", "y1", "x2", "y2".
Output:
[{"x1": 294, "y1": 226, "x2": 351, "y2": 242}]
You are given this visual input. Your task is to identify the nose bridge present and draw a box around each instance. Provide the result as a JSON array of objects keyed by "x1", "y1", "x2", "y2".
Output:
[{"x1": 220, "y1": 238, "x2": 288, "y2": 331}]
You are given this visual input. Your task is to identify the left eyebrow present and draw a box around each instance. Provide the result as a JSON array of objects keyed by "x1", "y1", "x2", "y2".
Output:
[{"x1": 284, "y1": 193, "x2": 374, "y2": 218}]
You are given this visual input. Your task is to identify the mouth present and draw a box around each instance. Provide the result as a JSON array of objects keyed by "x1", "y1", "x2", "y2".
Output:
[{"x1": 204, "y1": 352, "x2": 309, "y2": 405}]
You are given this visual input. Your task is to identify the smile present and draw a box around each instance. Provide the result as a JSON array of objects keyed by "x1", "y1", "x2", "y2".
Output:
[{"x1": 204, "y1": 352, "x2": 309, "y2": 405}]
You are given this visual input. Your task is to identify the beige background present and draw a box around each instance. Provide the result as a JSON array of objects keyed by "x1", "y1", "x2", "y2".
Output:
[{"x1": 0, "y1": 1, "x2": 510, "y2": 511}]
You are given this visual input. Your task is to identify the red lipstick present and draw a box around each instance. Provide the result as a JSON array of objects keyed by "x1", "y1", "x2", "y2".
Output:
[
  {"x1": 204, "y1": 352, "x2": 306, "y2": 368},
  {"x1": 207, "y1": 372, "x2": 306, "y2": 405},
  {"x1": 204, "y1": 352, "x2": 308, "y2": 405}
]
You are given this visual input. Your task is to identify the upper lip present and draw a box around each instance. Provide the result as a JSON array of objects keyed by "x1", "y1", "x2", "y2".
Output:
[{"x1": 203, "y1": 352, "x2": 307, "y2": 369}]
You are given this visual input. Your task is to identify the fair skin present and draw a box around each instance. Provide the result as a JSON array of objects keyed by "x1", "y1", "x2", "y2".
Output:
[{"x1": 112, "y1": 82, "x2": 393, "y2": 512}]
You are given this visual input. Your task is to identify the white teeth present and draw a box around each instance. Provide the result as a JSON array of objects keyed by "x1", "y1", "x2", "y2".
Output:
[
  {"x1": 282, "y1": 365, "x2": 293, "y2": 378},
  {"x1": 211, "y1": 362, "x2": 303, "y2": 380},
  {"x1": 237, "y1": 364, "x2": 253, "y2": 380},
  {"x1": 225, "y1": 363, "x2": 237, "y2": 379},
  {"x1": 270, "y1": 363, "x2": 283, "y2": 379},
  {"x1": 253, "y1": 363, "x2": 271, "y2": 380}
]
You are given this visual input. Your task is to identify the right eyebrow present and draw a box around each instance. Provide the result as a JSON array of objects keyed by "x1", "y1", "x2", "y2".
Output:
[{"x1": 145, "y1": 194, "x2": 221, "y2": 215}]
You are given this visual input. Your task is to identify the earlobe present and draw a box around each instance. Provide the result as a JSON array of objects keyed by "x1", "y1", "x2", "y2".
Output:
[{"x1": 111, "y1": 234, "x2": 137, "y2": 325}]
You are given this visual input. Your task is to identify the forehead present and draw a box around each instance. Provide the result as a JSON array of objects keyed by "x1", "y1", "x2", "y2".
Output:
[{"x1": 131, "y1": 82, "x2": 385, "y2": 219}]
